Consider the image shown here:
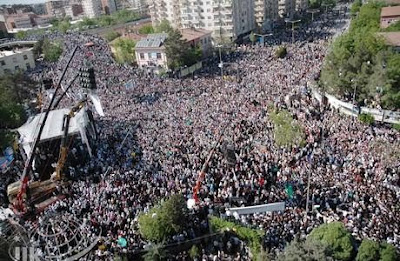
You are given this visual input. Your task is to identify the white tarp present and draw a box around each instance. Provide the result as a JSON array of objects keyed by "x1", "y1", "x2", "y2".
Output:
[
  {"x1": 17, "y1": 108, "x2": 89, "y2": 156},
  {"x1": 227, "y1": 202, "x2": 285, "y2": 215}
]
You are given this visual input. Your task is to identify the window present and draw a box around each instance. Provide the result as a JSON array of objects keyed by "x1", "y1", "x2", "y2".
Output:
[
  {"x1": 156, "y1": 53, "x2": 162, "y2": 59},
  {"x1": 15, "y1": 65, "x2": 20, "y2": 71},
  {"x1": 12, "y1": 57, "x2": 17, "y2": 63},
  {"x1": 23, "y1": 55, "x2": 28, "y2": 60},
  {"x1": 26, "y1": 63, "x2": 31, "y2": 70},
  {"x1": 0, "y1": 60, "x2": 5, "y2": 66},
  {"x1": 140, "y1": 53, "x2": 145, "y2": 59}
]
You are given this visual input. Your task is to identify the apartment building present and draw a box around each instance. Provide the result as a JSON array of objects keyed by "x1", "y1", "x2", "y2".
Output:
[
  {"x1": 82, "y1": 0, "x2": 102, "y2": 18},
  {"x1": 0, "y1": 41, "x2": 36, "y2": 76},
  {"x1": 254, "y1": 0, "x2": 279, "y2": 28},
  {"x1": 149, "y1": 0, "x2": 255, "y2": 41},
  {"x1": 46, "y1": 0, "x2": 66, "y2": 18},
  {"x1": 278, "y1": 0, "x2": 295, "y2": 18}
]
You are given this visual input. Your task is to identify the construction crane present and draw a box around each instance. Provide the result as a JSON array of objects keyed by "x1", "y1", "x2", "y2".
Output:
[
  {"x1": 52, "y1": 99, "x2": 87, "y2": 181},
  {"x1": 11, "y1": 47, "x2": 78, "y2": 215},
  {"x1": 192, "y1": 122, "x2": 229, "y2": 203}
]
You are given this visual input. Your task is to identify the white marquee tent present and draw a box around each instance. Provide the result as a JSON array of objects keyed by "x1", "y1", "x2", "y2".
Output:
[{"x1": 17, "y1": 108, "x2": 90, "y2": 156}]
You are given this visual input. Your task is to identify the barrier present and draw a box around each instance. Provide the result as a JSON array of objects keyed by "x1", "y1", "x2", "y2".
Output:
[
  {"x1": 179, "y1": 61, "x2": 203, "y2": 78},
  {"x1": 311, "y1": 88, "x2": 400, "y2": 124}
]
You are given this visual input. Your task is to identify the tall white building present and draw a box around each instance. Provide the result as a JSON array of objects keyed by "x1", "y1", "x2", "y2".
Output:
[
  {"x1": 149, "y1": 0, "x2": 256, "y2": 41},
  {"x1": 254, "y1": 0, "x2": 279, "y2": 28},
  {"x1": 278, "y1": 0, "x2": 295, "y2": 18},
  {"x1": 82, "y1": 0, "x2": 102, "y2": 18}
]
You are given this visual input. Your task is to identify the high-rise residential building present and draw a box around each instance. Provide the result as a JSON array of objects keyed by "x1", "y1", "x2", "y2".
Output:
[
  {"x1": 82, "y1": 0, "x2": 102, "y2": 18},
  {"x1": 278, "y1": 0, "x2": 295, "y2": 18},
  {"x1": 295, "y1": 0, "x2": 308, "y2": 13},
  {"x1": 46, "y1": 0, "x2": 66, "y2": 17},
  {"x1": 254, "y1": 0, "x2": 279, "y2": 28},
  {"x1": 149, "y1": 0, "x2": 256, "y2": 41}
]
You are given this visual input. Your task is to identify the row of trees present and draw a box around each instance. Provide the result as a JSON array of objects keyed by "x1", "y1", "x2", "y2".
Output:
[
  {"x1": 320, "y1": 1, "x2": 400, "y2": 110},
  {"x1": 33, "y1": 38, "x2": 64, "y2": 62},
  {"x1": 279, "y1": 222, "x2": 398, "y2": 261},
  {"x1": 0, "y1": 73, "x2": 34, "y2": 149}
]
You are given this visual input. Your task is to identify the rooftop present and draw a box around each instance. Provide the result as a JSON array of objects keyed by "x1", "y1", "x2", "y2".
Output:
[
  {"x1": 381, "y1": 6, "x2": 400, "y2": 17},
  {"x1": 0, "y1": 47, "x2": 32, "y2": 57},
  {"x1": 135, "y1": 33, "x2": 168, "y2": 48},
  {"x1": 377, "y1": 32, "x2": 400, "y2": 46},
  {"x1": 180, "y1": 28, "x2": 212, "y2": 42},
  {"x1": 383, "y1": 0, "x2": 400, "y2": 5}
]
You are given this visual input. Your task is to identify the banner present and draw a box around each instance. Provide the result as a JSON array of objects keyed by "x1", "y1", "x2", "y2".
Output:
[{"x1": 227, "y1": 202, "x2": 285, "y2": 215}]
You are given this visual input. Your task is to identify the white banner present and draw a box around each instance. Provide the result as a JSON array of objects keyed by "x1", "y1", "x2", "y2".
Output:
[{"x1": 227, "y1": 202, "x2": 285, "y2": 215}]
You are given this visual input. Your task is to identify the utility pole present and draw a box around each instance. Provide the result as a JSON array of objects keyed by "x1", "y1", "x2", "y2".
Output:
[{"x1": 285, "y1": 19, "x2": 301, "y2": 44}]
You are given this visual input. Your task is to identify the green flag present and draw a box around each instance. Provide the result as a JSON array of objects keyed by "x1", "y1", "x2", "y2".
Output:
[{"x1": 285, "y1": 184, "x2": 294, "y2": 199}]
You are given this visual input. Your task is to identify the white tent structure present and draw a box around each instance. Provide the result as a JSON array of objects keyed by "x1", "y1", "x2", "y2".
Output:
[{"x1": 17, "y1": 108, "x2": 90, "y2": 157}]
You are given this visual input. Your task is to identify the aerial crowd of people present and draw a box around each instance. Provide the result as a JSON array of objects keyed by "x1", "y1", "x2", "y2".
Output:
[{"x1": 5, "y1": 4, "x2": 400, "y2": 260}]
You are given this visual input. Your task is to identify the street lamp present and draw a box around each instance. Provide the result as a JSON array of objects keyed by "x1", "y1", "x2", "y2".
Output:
[
  {"x1": 254, "y1": 33, "x2": 273, "y2": 46},
  {"x1": 307, "y1": 9, "x2": 320, "y2": 22},
  {"x1": 285, "y1": 19, "x2": 301, "y2": 44}
]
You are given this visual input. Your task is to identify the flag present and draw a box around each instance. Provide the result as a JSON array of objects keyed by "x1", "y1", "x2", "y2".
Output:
[{"x1": 285, "y1": 184, "x2": 294, "y2": 199}]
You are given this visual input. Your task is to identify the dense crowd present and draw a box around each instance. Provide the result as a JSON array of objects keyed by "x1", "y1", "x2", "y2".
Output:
[{"x1": 6, "y1": 4, "x2": 400, "y2": 260}]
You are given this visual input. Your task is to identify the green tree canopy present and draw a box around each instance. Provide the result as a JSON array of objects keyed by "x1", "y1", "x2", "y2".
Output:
[
  {"x1": 269, "y1": 109, "x2": 305, "y2": 148},
  {"x1": 356, "y1": 239, "x2": 380, "y2": 261},
  {"x1": 154, "y1": 19, "x2": 174, "y2": 33},
  {"x1": 15, "y1": 31, "x2": 27, "y2": 40},
  {"x1": 278, "y1": 238, "x2": 334, "y2": 261},
  {"x1": 138, "y1": 194, "x2": 188, "y2": 242},
  {"x1": 112, "y1": 37, "x2": 136, "y2": 64},
  {"x1": 139, "y1": 24, "x2": 155, "y2": 35},
  {"x1": 320, "y1": 1, "x2": 400, "y2": 109},
  {"x1": 308, "y1": 222, "x2": 354, "y2": 261},
  {"x1": 379, "y1": 243, "x2": 398, "y2": 261},
  {"x1": 42, "y1": 38, "x2": 63, "y2": 62}
]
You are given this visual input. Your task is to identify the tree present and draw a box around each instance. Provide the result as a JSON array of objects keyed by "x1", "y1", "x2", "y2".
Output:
[
  {"x1": 188, "y1": 245, "x2": 200, "y2": 260},
  {"x1": 276, "y1": 46, "x2": 287, "y2": 58},
  {"x1": 139, "y1": 24, "x2": 155, "y2": 35},
  {"x1": 269, "y1": 110, "x2": 305, "y2": 148},
  {"x1": 308, "y1": 222, "x2": 354, "y2": 261},
  {"x1": 143, "y1": 242, "x2": 168, "y2": 261},
  {"x1": 32, "y1": 38, "x2": 44, "y2": 58},
  {"x1": 249, "y1": 31, "x2": 256, "y2": 45},
  {"x1": 356, "y1": 239, "x2": 380, "y2": 261},
  {"x1": 138, "y1": 194, "x2": 188, "y2": 242},
  {"x1": 154, "y1": 19, "x2": 173, "y2": 33},
  {"x1": 42, "y1": 38, "x2": 63, "y2": 62},
  {"x1": 15, "y1": 31, "x2": 27, "y2": 40},
  {"x1": 112, "y1": 37, "x2": 136, "y2": 64},
  {"x1": 379, "y1": 243, "x2": 398, "y2": 261},
  {"x1": 104, "y1": 30, "x2": 121, "y2": 42},
  {"x1": 58, "y1": 20, "x2": 71, "y2": 33},
  {"x1": 278, "y1": 238, "x2": 333, "y2": 261},
  {"x1": 358, "y1": 113, "x2": 375, "y2": 125},
  {"x1": 164, "y1": 29, "x2": 187, "y2": 70}
]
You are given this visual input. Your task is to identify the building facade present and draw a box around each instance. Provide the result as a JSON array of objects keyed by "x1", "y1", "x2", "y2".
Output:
[
  {"x1": 0, "y1": 42, "x2": 36, "y2": 76},
  {"x1": 135, "y1": 33, "x2": 168, "y2": 69},
  {"x1": 180, "y1": 28, "x2": 212, "y2": 56},
  {"x1": 149, "y1": 0, "x2": 256, "y2": 41},
  {"x1": 46, "y1": 0, "x2": 66, "y2": 17},
  {"x1": 82, "y1": 0, "x2": 102, "y2": 18}
]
